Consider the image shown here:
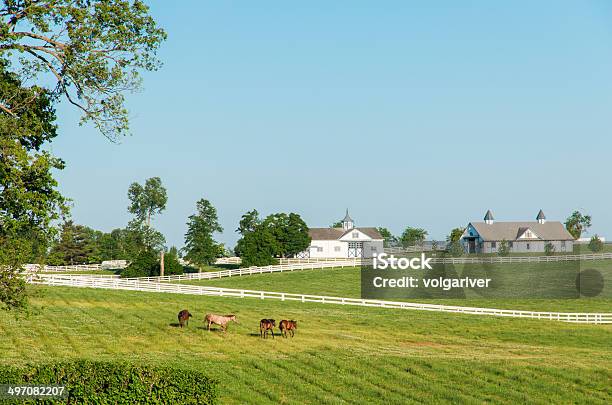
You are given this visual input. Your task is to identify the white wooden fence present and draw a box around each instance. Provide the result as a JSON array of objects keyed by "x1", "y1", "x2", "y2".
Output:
[
  {"x1": 428, "y1": 252, "x2": 612, "y2": 264},
  {"x1": 126, "y1": 259, "x2": 362, "y2": 282},
  {"x1": 27, "y1": 274, "x2": 612, "y2": 324},
  {"x1": 24, "y1": 264, "x2": 103, "y2": 273}
]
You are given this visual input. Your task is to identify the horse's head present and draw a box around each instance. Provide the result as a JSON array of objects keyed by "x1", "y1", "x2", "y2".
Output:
[
  {"x1": 291, "y1": 320, "x2": 298, "y2": 328},
  {"x1": 270, "y1": 319, "x2": 276, "y2": 326}
]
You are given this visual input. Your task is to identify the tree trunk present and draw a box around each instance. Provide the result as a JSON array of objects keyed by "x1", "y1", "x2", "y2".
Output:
[{"x1": 160, "y1": 250, "x2": 164, "y2": 277}]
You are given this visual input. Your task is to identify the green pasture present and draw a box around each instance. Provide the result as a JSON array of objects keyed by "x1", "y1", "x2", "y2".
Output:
[
  {"x1": 176, "y1": 261, "x2": 612, "y2": 312},
  {"x1": 0, "y1": 286, "x2": 610, "y2": 404}
]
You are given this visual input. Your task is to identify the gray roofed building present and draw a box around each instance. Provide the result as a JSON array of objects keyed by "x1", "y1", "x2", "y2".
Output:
[{"x1": 462, "y1": 210, "x2": 575, "y2": 254}]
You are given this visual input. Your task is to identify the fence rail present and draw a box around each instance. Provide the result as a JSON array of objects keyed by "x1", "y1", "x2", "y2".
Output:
[
  {"x1": 24, "y1": 264, "x2": 103, "y2": 273},
  {"x1": 27, "y1": 275, "x2": 612, "y2": 324},
  {"x1": 126, "y1": 259, "x2": 362, "y2": 282}
]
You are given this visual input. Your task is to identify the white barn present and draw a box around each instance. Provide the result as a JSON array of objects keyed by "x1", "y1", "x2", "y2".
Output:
[{"x1": 298, "y1": 210, "x2": 384, "y2": 259}]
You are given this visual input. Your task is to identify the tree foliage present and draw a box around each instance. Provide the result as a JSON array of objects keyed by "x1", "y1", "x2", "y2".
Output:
[
  {"x1": 0, "y1": 60, "x2": 67, "y2": 311},
  {"x1": 236, "y1": 209, "x2": 260, "y2": 236},
  {"x1": 48, "y1": 220, "x2": 96, "y2": 265},
  {"x1": 121, "y1": 249, "x2": 158, "y2": 278},
  {"x1": 235, "y1": 211, "x2": 310, "y2": 266},
  {"x1": 446, "y1": 227, "x2": 465, "y2": 243},
  {"x1": 497, "y1": 240, "x2": 510, "y2": 257},
  {"x1": 183, "y1": 198, "x2": 223, "y2": 268},
  {"x1": 261, "y1": 213, "x2": 310, "y2": 258},
  {"x1": 376, "y1": 227, "x2": 397, "y2": 248},
  {"x1": 128, "y1": 177, "x2": 167, "y2": 226},
  {"x1": 588, "y1": 235, "x2": 604, "y2": 253},
  {"x1": 564, "y1": 211, "x2": 591, "y2": 239},
  {"x1": 447, "y1": 240, "x2": 464, "y2": 257},
  {"x1": 400, "y1": 227, "x2": 428, "y2": 247},
  {"x1": 236, "y1": 227, "x2": 279, "y2": 267},
  {"x1": 126, "y1": 177, "x2": 166, "y2": 250},
  {"x1": 0, "y1": 1, "x2": 165, "y2": 310},
  {"x1": 0, "y1": 0, "x2": 166, "y2": 140}
]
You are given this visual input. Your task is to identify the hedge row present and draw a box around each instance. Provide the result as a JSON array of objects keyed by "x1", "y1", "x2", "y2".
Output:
[{"x1": 0, "y1": 360, "x2": 217, "y2": 404}]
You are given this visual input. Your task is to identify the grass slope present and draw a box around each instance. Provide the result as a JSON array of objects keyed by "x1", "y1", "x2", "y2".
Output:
[
  {"x1": 0, "y1": 286, "x2": 610, "y2": 404},
  {"x1": 175, "y1": 263, "x2": 612, "y2": 312}
]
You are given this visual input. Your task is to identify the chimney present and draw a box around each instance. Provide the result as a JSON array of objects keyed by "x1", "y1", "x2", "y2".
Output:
[{"x1": 484, "y1": 210, "x2": 494, "y2": 225}]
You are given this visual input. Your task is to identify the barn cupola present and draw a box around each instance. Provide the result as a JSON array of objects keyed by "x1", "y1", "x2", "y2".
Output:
[
  {"x1": 536, "y1": 209, "x2": 546, "y2": 224},
  {"x1": 342, "y1": 209, "x2": 354, "y2": 231},
  {"x1": 484, "y1": 210, "x2": 494, "y2": 225}
]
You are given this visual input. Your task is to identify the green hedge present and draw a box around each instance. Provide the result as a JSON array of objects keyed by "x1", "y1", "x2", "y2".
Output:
[{"x1": 0, "y1": 360, "x2": 217, "y2": 404}]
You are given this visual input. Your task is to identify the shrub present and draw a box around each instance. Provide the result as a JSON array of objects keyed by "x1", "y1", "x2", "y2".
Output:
[
  {"x1": 588, "y1": 235, "x2": 604, "y2": 253},
  {"x1": 121, "y1": 250, "x2": 159, "y2": 278},
  {"x1": 163, "y1": 251, "x2": 184, "y2": 276},
  {"x1": 544, "y1": 242, "x2": 556, "y2": 256},
  {"x1": 497, "y1": 240, "x2": 510, "y2": 257},
  {"x1": 0, "y1": 360, "x2": 217, "y2": 404},
  {"x1": 447, "y1": 240, "x2": 464, "y2": 257}
]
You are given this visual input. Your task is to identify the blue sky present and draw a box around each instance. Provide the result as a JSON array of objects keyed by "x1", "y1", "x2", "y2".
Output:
[{"x1": 50, "y1": 1, "x2": 612, "y2": 249}]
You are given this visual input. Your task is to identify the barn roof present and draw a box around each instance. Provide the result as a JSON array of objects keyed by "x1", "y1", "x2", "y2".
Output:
[
  {"x1": 469, "y1": 221, "x2": 574, "y2": 241},
  {"x1": 309, "y1": 227, "x2": 383, "y2": 241}
]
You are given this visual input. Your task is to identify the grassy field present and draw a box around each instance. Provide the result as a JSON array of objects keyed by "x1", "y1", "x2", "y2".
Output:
[
  {"x1": 175, "y1": 263, "x2": 612, "y2": 312},
  {"x1": 0, "y1": 285, "x2": 610, "y2": 404}
]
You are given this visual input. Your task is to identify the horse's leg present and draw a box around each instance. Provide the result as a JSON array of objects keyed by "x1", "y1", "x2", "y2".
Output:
[{"x1": 271, "y1": 328, "x2": 275, "y2": 339}]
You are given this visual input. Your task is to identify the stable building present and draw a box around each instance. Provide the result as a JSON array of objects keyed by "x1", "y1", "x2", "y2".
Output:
[
  {"x1": 298, "y1": 210, "x2": 384, "y2": 258},
  {"x1": 461, "y1": 210, "x2": 575, "y2": 254}
]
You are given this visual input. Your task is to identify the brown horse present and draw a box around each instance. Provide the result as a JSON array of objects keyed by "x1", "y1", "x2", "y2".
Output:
[
  {"x1": 178, "y1": 309, "x2": 192, "y2": 328},
  {"x1": 259, "y1": 319, "x2": 276, "y2": 339},
  {"x1": 205, "y1": 314, "x2": 238, "y2": 333},
  {"x1": 279, "y1": 320, "x2": 297, "y2": 338}
]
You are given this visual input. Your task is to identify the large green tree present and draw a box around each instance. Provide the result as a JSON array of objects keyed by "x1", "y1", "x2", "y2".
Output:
[
  {"x1": 0, "y1": 61, "x2": 66, "y2": 310},
  {"x1": 1, "y1": 1, "x2": 165, "y2": 309},
  {"x1": 564, "y1": 211, "x2": 591, "y2": 239},
  {"x1": 128, "y1": 177, "x2": 167, "y2": 227},
  {"x1": 1, "y1": 0, "x2": 166, "y2": 140},
  {"x1": 376, "y1": 227, "x2": 397, "y2": 248},
  {"x1": 400, "y1": 227, "x2": 428, "y2": 247},
  {"x1": 48, "y1": 221, "x2": 97, "y2": 265},
  {"x1": 237, "y1": 227, "x2": 279, "y2": 267},
  {"x1": 261, "y1": 213, "x2": 310, "y2": 258},
  {"x1": 127, "y1": 177, "x2": 166, "y2": 251},
  {"x1": 183, "y1": 198, "x2": 223, "y2": 268}
]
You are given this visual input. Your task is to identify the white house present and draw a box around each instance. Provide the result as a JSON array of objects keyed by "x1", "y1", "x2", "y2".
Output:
[
  {"x1": 298, "y1": 210, "x2": 384, "y2": 258},
  {"x1": 461, "y1": 210, "x2": 575, "y2": 254}
]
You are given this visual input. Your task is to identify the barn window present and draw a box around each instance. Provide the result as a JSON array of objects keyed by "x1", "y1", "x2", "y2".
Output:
[
  {"x1": 334, "y1": 246, "x2": 341, "y2": 252},
  {"x1": 371, "y1": 246, "x2": 377, "y2": 252},
  {"x1": 491, "y1": 242, "x2": 497, "y2": 249},
  {"x1": 317, "y1": 247, "x2": 323, "y2": 252},
  {"x1": 352, "y1": 232, "x2": 359, "y2": 238},
  {"x1": 526, "y1": 243, "x2": 530, "y2": 250}
]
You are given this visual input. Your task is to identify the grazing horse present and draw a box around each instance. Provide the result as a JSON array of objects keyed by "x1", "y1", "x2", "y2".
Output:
[
  {"x1": 259, "y1": 319, "x2": 276, "y2": 339},
  {"x1": 205, "y1": 314, "x2": 238, "y2": 333},
  {"x1": 279, "y1": 320, "x2": 298, "y2": 338},
  {"x1": 178, "y1": 309, "x2": 192, "y2": 328}
]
